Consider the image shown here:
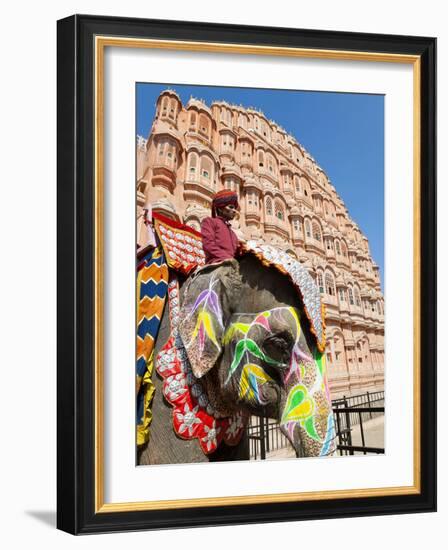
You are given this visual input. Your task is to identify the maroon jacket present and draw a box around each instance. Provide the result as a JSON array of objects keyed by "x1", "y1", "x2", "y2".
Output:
[{"x1": 201, "y1": 216, "x2": 239, "y2": 264}]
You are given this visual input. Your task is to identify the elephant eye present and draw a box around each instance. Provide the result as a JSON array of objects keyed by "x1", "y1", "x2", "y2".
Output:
[{"x1": 262, "y1": 331, "x2": 294, "y2": 363}]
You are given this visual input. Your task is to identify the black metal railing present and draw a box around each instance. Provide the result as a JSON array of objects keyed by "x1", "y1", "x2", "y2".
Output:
[
  {"x1": 332, "y1": 391, "x2": 385, "y2": 455},
  {"x1": 248, "y1": 391, "x2": 385, "y2": 459},
  {"x1": 332, "y1": 391, "x2": 384, "y2": 427},
  {"x1": 247, "y1": 415, "x2": 292, "y2": 460}
]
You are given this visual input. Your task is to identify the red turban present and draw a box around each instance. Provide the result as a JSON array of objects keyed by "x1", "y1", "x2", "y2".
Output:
[{"x1": 211, "y1": 190, "x2": 239, "y2": 217}]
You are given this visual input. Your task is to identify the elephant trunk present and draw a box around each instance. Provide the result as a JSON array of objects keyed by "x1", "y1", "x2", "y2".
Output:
[{"x1": 277, "y1": 357, "x2": 337, "y2": 458}]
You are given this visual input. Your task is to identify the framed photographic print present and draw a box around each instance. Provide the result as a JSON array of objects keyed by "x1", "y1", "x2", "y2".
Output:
[{"x1": 57, "y1": 14, "x2": 436, "y2": 534}]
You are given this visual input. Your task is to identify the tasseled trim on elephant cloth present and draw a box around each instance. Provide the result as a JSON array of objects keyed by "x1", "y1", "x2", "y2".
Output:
[
  {"x1": 156, "y1": 274, "x2": 248, "y2": 455},
  {"x1": 240, "y1": 241, "x2": 326, "y2": 353},
  {"x1": 136, "y1": 246, "x2": 169, "y2": 447}
]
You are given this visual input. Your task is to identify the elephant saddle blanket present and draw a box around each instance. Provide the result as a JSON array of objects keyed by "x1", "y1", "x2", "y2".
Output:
[{"x1": 153, "y1": 212, "x2": 206, "y2": 275}]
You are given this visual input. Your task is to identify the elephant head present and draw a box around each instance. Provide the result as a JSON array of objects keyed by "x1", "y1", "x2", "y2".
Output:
[{"x1": 178, "y1": 254, "x2": 336, "y2": 458}]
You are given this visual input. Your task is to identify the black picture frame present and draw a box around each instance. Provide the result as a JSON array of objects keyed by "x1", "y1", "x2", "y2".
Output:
[{"x1": 57, "y1": 14, "x2": 436, "y2": 535}]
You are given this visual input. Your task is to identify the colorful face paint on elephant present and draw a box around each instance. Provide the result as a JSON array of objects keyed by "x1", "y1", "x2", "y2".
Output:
[{"x1": 224, "y1": 307, "x2": 336, "y2": 457}]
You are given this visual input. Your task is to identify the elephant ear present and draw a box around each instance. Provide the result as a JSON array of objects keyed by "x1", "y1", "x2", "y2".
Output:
[{"x1": 178, "y1": 266, "x2": 232, "y2": 379}]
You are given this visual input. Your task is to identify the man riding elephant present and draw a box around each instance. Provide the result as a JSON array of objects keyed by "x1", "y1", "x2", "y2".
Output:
[{"x1": 201, "y1": 189, "x2": 240, "y2": 264}]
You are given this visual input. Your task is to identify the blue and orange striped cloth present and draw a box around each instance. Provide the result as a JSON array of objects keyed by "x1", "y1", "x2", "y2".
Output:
[{"x1": 136, "y1": 246, "x2": 169, "y2": 446}]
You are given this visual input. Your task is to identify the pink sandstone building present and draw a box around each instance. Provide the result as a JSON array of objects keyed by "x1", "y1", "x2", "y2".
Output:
[{"x1": 136, "y1": 89, "x2": 385, "y2": 398}]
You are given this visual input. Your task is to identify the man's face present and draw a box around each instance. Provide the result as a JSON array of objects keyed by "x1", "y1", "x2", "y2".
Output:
[{"x1": 219, "y1": 204, "x2": 238, "y2": 221}]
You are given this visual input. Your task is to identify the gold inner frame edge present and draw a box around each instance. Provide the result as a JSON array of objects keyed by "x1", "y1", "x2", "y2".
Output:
[{"x1": 94, "y1": 35, "x2": 421, "y2": 513}]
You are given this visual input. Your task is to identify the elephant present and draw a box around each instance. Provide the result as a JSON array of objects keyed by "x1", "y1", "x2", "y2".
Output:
[{"x1": 138, "y1": 250, "x2": 336, "y2": 465}]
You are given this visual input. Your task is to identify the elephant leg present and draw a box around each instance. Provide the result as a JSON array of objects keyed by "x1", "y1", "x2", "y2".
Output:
[{"x1": 208, "y1": 436, "x2": 250, "y2": 462}]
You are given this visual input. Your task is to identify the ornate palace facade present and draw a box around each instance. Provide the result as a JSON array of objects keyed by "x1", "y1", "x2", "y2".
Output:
[{"x1": 136, "y1": 89, "x2": 385, "y2": 398}]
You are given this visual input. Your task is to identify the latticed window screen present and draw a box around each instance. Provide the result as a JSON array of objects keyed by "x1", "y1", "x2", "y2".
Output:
[
  {"x1": 317, "y1": 272, "x2": 324, "y2": 293},
  {"x1": 169, "y1": 98, "x2": 176, "y2": 118},
  {"x1": 325, "y1": 273, "x2": 335, "y2": 296},
  {"x1": 189, "y1": 153, "x2": 197, "y2": 175},
  {"x1": 312, "y1": 222, "x2": 322, "y2": 241},
  {"x1": 275, "y1": 202, "x2": 284, "y2": 220},
  {"x1": 348, "y1": 287, "x2": 354, "y2": 305},
  {"x1": 199, "y1": 114, "x2": 209, "y2": 136},
  {"x1": 201, "y1": 156, "x2": 212, "y2": 179},
  {"x1": 305, "y1": 220, "x2": 311, "y2": 238}
]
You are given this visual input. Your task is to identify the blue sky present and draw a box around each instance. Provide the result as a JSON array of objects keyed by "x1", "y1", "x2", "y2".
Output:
[{"x1": 136, "y1": 83, "x2": 384, "y2": 288}]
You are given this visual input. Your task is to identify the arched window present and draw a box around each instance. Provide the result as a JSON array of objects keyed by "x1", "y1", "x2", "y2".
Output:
[
  {"x1": 335, "y1": 241, "x2": 341, "y2": 255},
  {"x1": 161, "y1": 97, "x2": 168, "y2": 116},
  {"x1": 267, "y1": 154, "x2": 276, "y2": 174},
  {"x1": 339, "y1": 288, "x2": 346, "y2": 302},
  {"x1": 158, "y1": 141, "x2": 165, "y2": 157},
  {"x1": 199, "y1": 114, "x2": 210, "y2": 137},
  {"x1": 258, "y1": 151, "x2": 264, "y2": 168},
  {"x1": 247, "y1": 191, "x2": 258, "y2": 210},
  {"x1": 275, "y1": 201, "x2": 285, "y2": 221},
  {"x1": 341, "y1": 242, "x2": 348, "y2": 257},
  {"x1": 317, "y1": 272, "x2": 324, "y2": 293},
  {"x1": 169, "y1": 98, "x2": 176, "y2": 119},
  {"x1": 240, "y1": 140, "x2": 252, "y2": 161},
  {"x1": 354, "y1": 287, "x2": 361, "y2": 307},
  {"x1": 221, "y1": 134, "x2": 228, "y2": 151},
  {"x1": 292, "y1": 219, "x2": 301, "y2": 234},
  {"x1": 188, "y1": 153, "x2": 198, "y2": 179},
  {"x1": 325, "y1": 273, "x2": 335, "y2": 296},
  {"x1": 166, "y1": 142, "x2": 176, "y2": 167},
  {"x1": 305, "y1": 220, "x2": 311, "y2": 238},
  {"x1": 312, "y1": 222, "x2": 322, "y2": 241},
  {"x1": 189, "y1": 112, "x2": 197, "y2": 129},
  {"x1": 224, "y1": 177, "x2": 238, "y2": 194},
  {"x1": 348, "y1": 286, "x2": 354, "y2": 305},
  {"x1": 200, "y1": 156, "x2": 212, "y2": 180},
  {"x1": 265, "y1": 197, "x2": 273, "y2": 216},
  {"x1": 294, "y1": 176, "x2": 301, "y2": 194}
]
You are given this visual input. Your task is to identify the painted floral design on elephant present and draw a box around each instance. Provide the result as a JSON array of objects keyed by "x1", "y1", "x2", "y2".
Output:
[
  {"x1": 224, "y1": 306, "x2": 336, "y2": 456},
  {"x1": 183, "y1": 273, "x2": 224, "y2": 357}
]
